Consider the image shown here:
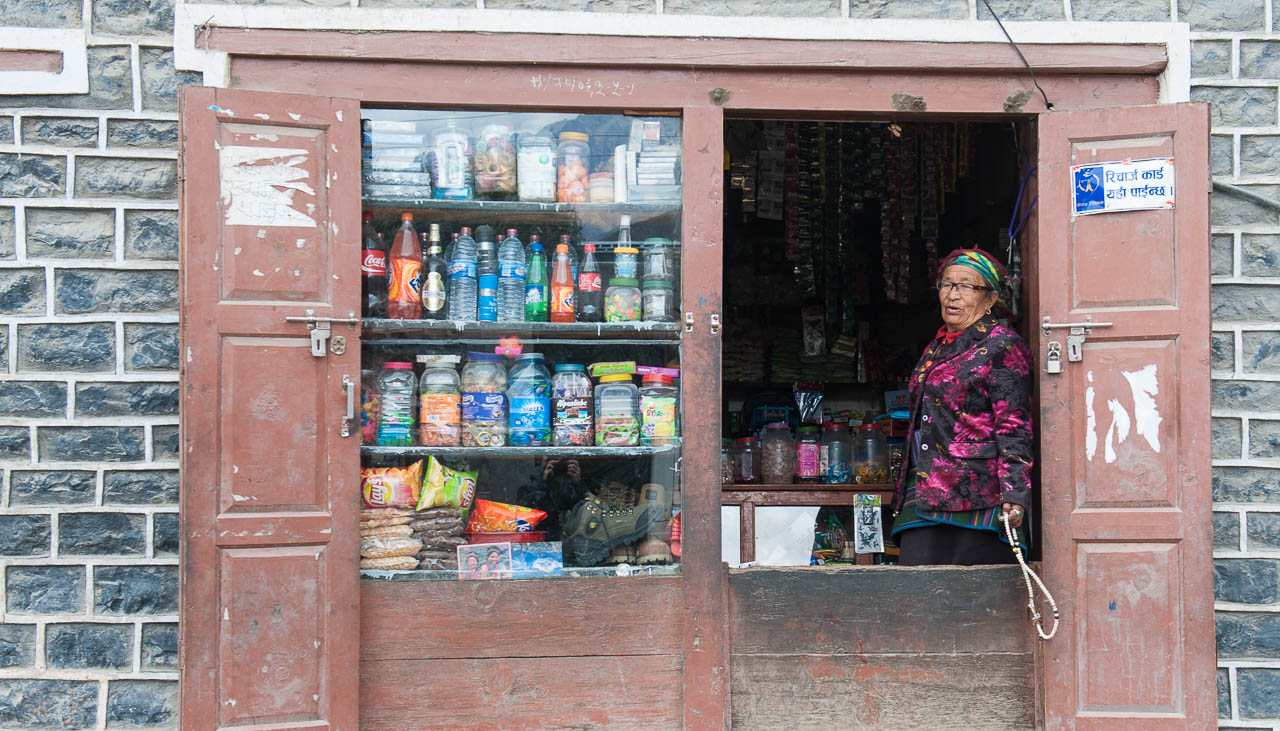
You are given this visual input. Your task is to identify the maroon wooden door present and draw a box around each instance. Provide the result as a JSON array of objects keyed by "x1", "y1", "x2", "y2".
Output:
[
  {"x1": 1036, "y1": 103, "x2": 1214, "y2": 729},
  {"x1": 179, "y1": 86, "x2": 361, "y2": 730}
]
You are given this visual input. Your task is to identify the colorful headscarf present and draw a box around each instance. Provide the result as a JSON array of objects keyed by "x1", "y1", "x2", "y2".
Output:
[{"x1": 939, "y1": 248, "x2": 1006, "y2": 292}]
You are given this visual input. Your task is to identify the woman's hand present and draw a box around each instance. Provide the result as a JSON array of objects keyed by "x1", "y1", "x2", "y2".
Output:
[{"x1": 1001, "y1": 502, "x2": 1025, "y2": 529}]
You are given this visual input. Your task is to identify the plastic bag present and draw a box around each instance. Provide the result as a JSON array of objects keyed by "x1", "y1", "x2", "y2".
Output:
[
  {"x1": 794, "y1": 382, "x2": 824, "y2": 425},
  {"x1": 361, "y1": 461, "x2": 424, "y2": 509},
  {"x1": 465, "y1": 499, "x2": 547, "y2": 533},
  {"x1": 416, "y1": 456, "x2": 478, "y2": 512}
]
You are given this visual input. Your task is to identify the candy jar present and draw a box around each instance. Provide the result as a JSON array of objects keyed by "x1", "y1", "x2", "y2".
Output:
[
  {"x1": 594, "y1": 373, "x2": 640, "y2": 446},
  {"x1": 552, "y1": 364, "x2": 594, "y2": 447},
  {"x1": 418, "y1": 356, "x2": 461, "y2": 446},
  {"x1": 507, "y1": 353, "x2": 552, "y2": 446},
  {"x1": 604, "y1": 278, "x2": 642, "y2": 322},
  {"x1": 460, "y1": 352, "x2": 507, "y2": 447}
]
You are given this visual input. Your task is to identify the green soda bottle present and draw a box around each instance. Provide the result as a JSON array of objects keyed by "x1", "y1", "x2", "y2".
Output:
[{"x1": 525, "y1": 237, "x2": 549, "y2": 322}]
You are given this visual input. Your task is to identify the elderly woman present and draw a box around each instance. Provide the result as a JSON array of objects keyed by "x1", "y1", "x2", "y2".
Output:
[{"x1": 890, "y1": 248, "x2": 1034, "y2": 565}]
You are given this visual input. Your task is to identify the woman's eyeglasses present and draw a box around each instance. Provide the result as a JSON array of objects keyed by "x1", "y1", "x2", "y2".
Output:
[{"x1": 936, "y1": 280, "x2": 991, "y2": 295}]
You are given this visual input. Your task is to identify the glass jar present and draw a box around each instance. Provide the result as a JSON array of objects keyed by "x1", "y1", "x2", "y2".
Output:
[
  {"x1": 418, "y1": 357, "x2": 461, "y2": 446},
  {"x1": 613, "y1": 246, "x2": 639, "y2": 279},
  {"x1": 460, "y1": 352, "x2": 507, "y2": 447},
  {"x1": 641, "y1": 238, "x2": 674, "y2": 282},
  {"x1": 760, "y1": 422, "x2": 796, "y2": 485},
  {"x1": 819, "y1": 422, "x2": 853, "y2": 484},
  {"x1": 376, "y1": 362, "x2": 417, "y2": 447},
  {"x1": 854, "y1": 423, "x2": 890, "y2": 484},
  {"x1": 639, "y1": 374, "x2": 679, "y2": 446},
  {"x1": 473, "y1": 123, "x2": 516, "y2": 198},
  {"x1": 517, "y1": 134, "x2": 556, "y2": 202},
  {"x1": 642, "y1": 280, "x2": 676, "y2": 322},
  {"x1": 552, "y1": 363, "x2": 593, "y2": 447},
  {"x1": 721, "y1": 439, "x2": 734, "y2": 487},
  {"x1": 604, "y1": 278, "x2": 642, "y2": 322},
  {"x1": 360, "y1": 369, "x2": 380, "y2": 444},
  {"x1": 429, "y1": 125, "x2": 473, "y2": 200},
  {"x1": 795, "y1": 425, "x2": 821, "y2": 483},
  {"x1": 594, "y1": 373, "x2": 640, "y2": 446},
  {"x1": 734, "y1": 437, "x2": 760, "y2": 484},
  {"x1": 507, "y1": 353, "x2": 552, "y2": 446},
  {"x1": 556, "y1": 131, "x2": 591, "y2": 203}
]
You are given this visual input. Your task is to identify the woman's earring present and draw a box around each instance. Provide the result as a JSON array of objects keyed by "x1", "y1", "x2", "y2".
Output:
[{"x1": 986, "y1": 307, "x2": 992, "y2": 315}]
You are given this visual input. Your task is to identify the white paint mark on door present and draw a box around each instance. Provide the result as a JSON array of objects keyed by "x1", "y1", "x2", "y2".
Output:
[
  {"x1": 1085, "y1": 372, "x2": 1098, "y2": 462},
  {"x1": 1104, "y1": 398, "x2": 1130, "y2": 464},
  {"x1": 1086, "y1": 363, "x2": 1163, "y2": 463},
  {"x1": 219, "y1": 146, "x2": 316, "y2": 228},
  {"x1": 1123, "y1": 364, "x2": 1162, "y2": 454}
]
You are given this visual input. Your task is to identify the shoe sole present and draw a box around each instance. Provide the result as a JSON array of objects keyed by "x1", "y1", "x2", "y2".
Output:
[{"x1": 564, "y1": 502, "x2": 660, "y2": 566}]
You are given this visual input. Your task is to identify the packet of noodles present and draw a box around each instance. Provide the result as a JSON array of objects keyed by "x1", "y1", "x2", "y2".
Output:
[
  {"x1": 465, "y1": 499, "x2": 547, "y2": 533},
  {"x1": 361, "y1": 460, "x2": 424, "y2": 509},
  {"x1": 417, "y1": 456, "x2": 478, "y2": 512}
]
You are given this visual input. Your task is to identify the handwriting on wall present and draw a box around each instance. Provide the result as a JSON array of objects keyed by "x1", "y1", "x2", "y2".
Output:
[
  {"x1": 1084, "y1": 364, "x2": 1162, "y2": 463},
  {"x1": 219, "y1": 145, "x2": 317, "y2": 228},
  {"x1": 529, "y1": 74, "x2": 637, "y2": 98}
]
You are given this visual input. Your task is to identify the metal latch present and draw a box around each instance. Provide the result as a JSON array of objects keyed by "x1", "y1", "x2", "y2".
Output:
[
  {"x1": 710, "y1": 313, "x2": 721, "y2": 335},
  {"x1": 1041, "y1": 315, "x2": 1113, "y2": 363},
  {"x1": 284, "y1": 310, "x2": 360, "y2": 357},
  {"x1": 684, "y1": 312, "x2": 695, "y2": 333}
]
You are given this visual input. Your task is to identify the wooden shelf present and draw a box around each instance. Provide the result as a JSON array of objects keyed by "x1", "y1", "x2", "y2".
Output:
[
  {"x1": 362, "y1": 319, "x2": 682, "y2": 344},
  {"x1": 362, "y1": 443, "x2": 680, "y2": 459},
  {"x1": 363, "y1": 199, "x2": 680, "y2": 226}
]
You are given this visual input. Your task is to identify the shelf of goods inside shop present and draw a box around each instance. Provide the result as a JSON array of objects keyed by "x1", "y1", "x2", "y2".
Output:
[
  {"x1": 361, "y1": 319, "x2": 681, "y2": 342},
  {"x1": 361, "y1": 443, "x2": 680, "y2": 459},
  {"x1": 362, "y1": 199, "x2": 681, "y2": 218}
]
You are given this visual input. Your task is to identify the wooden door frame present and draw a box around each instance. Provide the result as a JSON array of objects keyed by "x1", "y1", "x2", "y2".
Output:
[{"x1": 192, "y1": 29, "x2": 1183, "y2": 729}]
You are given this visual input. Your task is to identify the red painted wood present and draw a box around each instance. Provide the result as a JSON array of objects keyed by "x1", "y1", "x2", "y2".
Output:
[
  {"x1": 179, "y1": 86, "x2": 361, "y2": 730},
  {"x1": 1036, "y1": 103, "x2": 1214, "y2": 728}
]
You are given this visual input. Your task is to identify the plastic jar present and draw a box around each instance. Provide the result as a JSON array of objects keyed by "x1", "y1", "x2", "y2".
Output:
[
  {"x1": 613, "y1": 247, "x2": 639, "y2": 279},
  {"x1": 589, "y1": 172, "x2": 614, "y2": 202},
  {"x1": 460, "y1": 352, "x2": 507, "y2": 447},
  {"x1": 595, "y1": 373, "x2": 640, "y2": 446},
  {"x1": 417, "y1": 356, "x2": 461, "y2": 446},
  {"x1": 641, "y1": 238, "x2": 675, "y2": 282},
  {"x1": 507, "y1": 353, "x2": 552, "y2": 446},
  {"x1": 473, "y1": 123, "x2": 516, "y2": 198},
  {"x1": 360, "y1": 369, "x2": 380, "y2": 444},
  {"x1": 734, "y1": 437, "x2": 760, "y2": 484},
  {"x1": 556, "y1": 131, "x2": 591, "y2": 203},
  {"x1": 429, "y1": 126, "x2": 473, "y2": 200},
  {"x1": 795, "y1": 425, "x2": 821, "y2": 483},
  {"x1": 819, "y1": 422, "x2": 853, "y2": 484},
  {"x1": 640, "y1": 374, "x2": 679, "y2": 446},
  {"x1": 552, "y1": 363, "x2": 593, "y2": 447},
  {"x1": 517, "y1": 134, "x2": 556, "y2": 202},
  {"x1": 854, "y1": 422, "x2": 890, "y2": 484},
  {"x1": 642, "y1": 281, "x2": 676, "y2": 322},
  {"x1": 760, "y1": 422, "x2": 796, "y2": 485},
  {"x1": 721, "y1": 439, "x2": 734, "y2": 486},
  {"x1": 376, "y1": 362, "x2": 417, "y2": 446},
  {"x1": 604, "y1": 278, "x2": 642, "y2": 322}
]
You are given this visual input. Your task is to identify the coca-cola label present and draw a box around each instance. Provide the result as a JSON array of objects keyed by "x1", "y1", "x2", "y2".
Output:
[
  {"x1": 362, "y1": 249, "x2": 387, "y2": 276},
  {"x1": 578, "y1": 272, "x2": 602, "y2": 292}
]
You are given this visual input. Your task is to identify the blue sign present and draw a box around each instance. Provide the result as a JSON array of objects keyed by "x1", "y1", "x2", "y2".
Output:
[{"x1": 1072, "y1": 157, "x2": 1175, "y2": 216}]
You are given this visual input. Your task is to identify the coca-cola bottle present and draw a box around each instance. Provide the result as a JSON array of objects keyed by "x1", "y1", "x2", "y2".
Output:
[
  {"x1": 361, "y1": 211, "x2": 387, "y2": 318},
  {"x1": 576, "y1": 243, "x2": 603, "y2": 322}
]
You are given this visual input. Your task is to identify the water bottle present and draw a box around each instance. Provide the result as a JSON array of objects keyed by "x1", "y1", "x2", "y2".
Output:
[
  {"x1": 376, "y1": 362, "x2": 417, "y2": 446},
  {"x1": 497, "y1": 228, "x2": 527, "y2": 322},
  {"x1": 447, "y1": 226, "x2": 478, "y2": 321},
  {"x1": 475, "y1": 225, "x2": 498, "y2": 322}
]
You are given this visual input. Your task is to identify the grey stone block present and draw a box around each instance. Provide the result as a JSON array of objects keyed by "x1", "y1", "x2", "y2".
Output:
[
  {"x1": 5, "y1": 565, "x2": 84, "y2": 614},
  {"x1": 151, "y1": 425, "x2": 178, "y2": 461},
  {"x1": 107, "y1": 680, "x2": 178, "y2": 727},
  {"x1": 0, "y1": 381, "x2": 67, "y2": 418},
  {"x1": 1213, "y1": 417, "x2": 1242, "y2": 459},
  {"x1": 1193, "y1": 40, "x2": 1233, "y2": 78},
  {"x1": 1248, "y1": 511, "x2": 1280, "y2": 550},
  {"x1": 93, "y1": 0, "x2": 174, "y2": 36},
  {"x1": 1211, "y1": 135, "x2": 1233, "y2": 177},
  {"x1": 1214, "y1": 184, "x2": 1280, "y2": 225},
  {"x1": 1241, "y1": 233, "x2": 1279, "y2": 276},
  {"x1": 198, "y1": 0, "x2": 348, "y2": 4},
  {"x1": 1213, "y1": 379, "x2": 1280, "y2": 410},
  {"x1": 9, "y1": 471, "x2": 96, "y2": 506},
  {"x1": 20, "y1": 117, "x2": 98, "y2": 148},
  {"x1": 0, "y1": 515, "x2": 50, "y2": 557},
  {"x1": 1214, "y1": 511, "x2": 1241, "y2": 549},
  {"x1": 0, "y1": 46, "x2": 133, "y2": 110},
  {"x1": 75, "y1": 156, "x2": 177, "y2": 200},
  {"x1": 25, "y1": 207, "x2": 115, "y2": 259},
  {"x1": 977, "y1": 0, "x2": 1062, "y2": 20},
  {"x1": 59, "y1": 513, "x2": 145, "y2": 556},
  {"x1": 0, "y1": 427, "x2": 31, "y2": 460},
  {"x1": 0, "y1": 117, "x2": 11, "y2": 144},
  {"x1": 18, "y1": 323, "x2": 114, "y2": 373},
  {"x1": 1243, "y1": 331, "x2": 1280, "y2": 373},
  {"x1": 1180, "y1": 0, "x2": 1265, "y2": 30},
  {"x1": 1214, "y1": 466, "x2": 1280, "y2": 502},
  {"x1": 1192, "y1": 86, "x2": 1278, "y2": 127},
  {"x1": 1240, "y1": 136, "x2": 1280, "y2": 177},
  {"x1": 1211, "y1": 233, "x2": 1234, "y2": 276},
  {"x1": 75, "y1": 382, "x2": 177, "y2": 417},
  {"x1": 1216, "y1": 558, "x2": 1280, "y2": 603},
  {"x1": 1213, "y1": 284, "x2": 1280, "y2": 321},
  {"x1": 0, "y1": 0, "x2": 83, "y2": 26},
  {"x1": 140, "y1": 623, "x2": 177, "y2": 670},
  {"x1": 360, "y1": 0, "x2": 473, "y2": 6},
  {"x1": 0, "y1": 207, "x2": 14, "y2": 259},
  {"x1": 125, "y1": 323, "x2": 178, "y2": 371},
  {"x1": 0, "y1": 679, "x2": 97, "y2": 729},
  {"x1": 1250, "y1": 419, "x2": 1280, "y2": 458},
  {"x1": 848, "y1": 0, "x2": 966, "y2": 17},
  {"x1": 1219, "y1": 611, "x2": 1280, "y2": 657},
  {"x1": 1241, "y1": 40, "x2": 1280, "y2": 78},
  {"x1": 94, "y1": 565, "x2": 178, "y2": 615},
  {"x1": 1072, "y1": 0, "x2": 1169, "y2": 20},
  {"x1": 46, "y1": 623, "x2": 132, "y2": 669},
  {"x1": 1237, "y1": 668, "x2": 1280, "y2": 717},
  {"x1": 107, "y1": 119, "x2": 178, "y2": 150},
  {"x1": 153, "y1": 513, "x2": 177, "y2": 556},
  {"x1": 0, "y1": 154, "x2": 66, "y2": 198},
  {"x1": 1219, "y1": 667, "x2": 1231, "y2": 718},
  {"x1": 0, "y1": 625, "x2": 36, "y2": 669},
  {"x1": 104, "y1": 470, "x2": 178, "y2": 505},
  {"x1": 139, "y1": 47, "x2": 201, "y2": 113},
  {"x1": 0, "y1": 269, "x2": 46, "y2": 315},
  {"x1": 485, "y1": 0, "x2": 651, "y2": 9},
  {"x1": 39, "y1": 426, "x2": 145, "y2": 462},
  {"x1": 124, "y1": 210, "x2": 177, "y2": 260},
  {"x1": 55, "y1": 269, "x2": 177, "y2": 315}
]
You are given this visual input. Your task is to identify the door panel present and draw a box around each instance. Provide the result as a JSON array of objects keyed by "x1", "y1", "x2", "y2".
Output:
[
  {"x1": 180, "y1": 86, "x2": 361, "y2": 730},
  {"x1": 1037, "y1": 103, "x2": 1213, "y2": 729}
]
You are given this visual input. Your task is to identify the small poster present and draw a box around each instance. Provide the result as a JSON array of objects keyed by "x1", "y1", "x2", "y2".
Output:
[
  {"x1": 853, "y1": 494, "x2": 884, "y2": 554},
  {"x1": 457, "y1": 542, "x2": 512, "y2": 580},
  {"x1": 1072, "y1": 157, "x2": 1174, "y2": 216}
]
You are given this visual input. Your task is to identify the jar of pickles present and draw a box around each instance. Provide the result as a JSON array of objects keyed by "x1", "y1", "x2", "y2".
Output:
[
  {"x1": 460, "y1": 352, "x2": 507, "y2": 447},
  {"x1": 418, "y1": 356, "x2": 461, "y2": 446},
  {"x1": 595, "y1": 373, "x2": 640, "y2": 446},
  {"x1": 556, "y1": 131, "x2": 590, "y2": 203},
  {"x1": 605, "y1": 278, "x2": 642, "y2": 322}
]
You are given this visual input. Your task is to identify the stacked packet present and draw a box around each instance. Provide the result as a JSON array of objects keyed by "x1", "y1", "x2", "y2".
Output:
[
  {"x1": 360, "y1": 508, "x2": 422, "y2": 570},
  {"x1": 411, "y1": 508, "x2": 466, "y2": 570}
]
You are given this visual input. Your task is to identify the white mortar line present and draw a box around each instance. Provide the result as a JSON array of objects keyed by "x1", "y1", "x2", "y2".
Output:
[
  {"x1": 6, "y1": 321, "x2": 15, "y2": 375},
  {"x1": 97, "y1": 117, "x2": 107, "y2": 152},
  {"x1": 0, "y1": 261, "x2": 179, "y2": 271},
  {"x1": 1240, "y1": 507, "x2": 1252, "y2": 551},
  {"x1": 1230, "y1": 665, "x2": 1240, "y2": 721},
  {"x1": 64, "y1": 153, "x2": 75, "y2": 201},
  {"x1": 1062, "y1": 0, "x2": 1072, "y2": 22},
  {"x1": 26, "y1": 424, "x2": 36, "y2": 465},
  {"x1": 1242, "y1": 416, "x2": 1254, "y2": 458},
  {"x1": 1232, "y1": 36, "x2": 1241, "y2": 79},
  {"x1": 65, "y1": 376, "x2": 75, "y2": 420},
  {"x1": 0, "y1": 467, "x2": 8, "y2": 509},
  {"x1": 94, "y1": 467, "x2": 104, "y2": 507},
  {"x1": 133, "y1": 620, "x2": 143, "y2": 674},
  {"x1": 0, "y1": 374, "x2": 178, "y2": 383},
  {"x1": 49, "y1": 507, "x2": 59, "y2": 560},
  {"x1": 0, "y1": 199, "x2": 177, "y2": 210},
  {"x1": 44, "y1": 265, "x2": 54, "y2": 319},
  {"x1": 130, "y1": 44, "x2": 142, "y2": 115},
  {"x1": 144, "y1": 512, "x2": 153, "y2": 559},
  {"x1": 968, "y1": 0, "x2": 978, "y2": 21},
  {"x1": 1233, "y1": 133, "x2": 1242, "y2": 181},
  {"x1": 841, "y1": 0, "x2": 849, "y2": 19},
  {"x1": 114, "y1": 320, "x2": 125, "y2": 375},
  {"x1": 113, "y1": 206, "x2": 124, "y2": 264},
  {"x1": 13, "y1": 204, "x2": 26, "y2": 263}
]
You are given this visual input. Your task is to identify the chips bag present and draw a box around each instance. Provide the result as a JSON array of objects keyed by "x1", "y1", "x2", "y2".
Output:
[
  {"x1": 465, "y1": 499, "x2": 547, "y2": 533},
  {"x1": 417, "y1": 456, "x2": 478, "y2": 512},
  {"x1": 361, "y1": 461, "x2": 424, "y2": 509}
]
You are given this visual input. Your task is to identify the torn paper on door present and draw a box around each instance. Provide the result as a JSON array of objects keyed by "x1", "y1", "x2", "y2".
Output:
[{"x1": 219, "y1": 146, "x2": 317, "y2": 228}]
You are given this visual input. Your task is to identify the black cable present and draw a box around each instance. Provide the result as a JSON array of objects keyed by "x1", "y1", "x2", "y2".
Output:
[{"x1": 979, "y1": 0, "x2": 1054, "y2": 111}]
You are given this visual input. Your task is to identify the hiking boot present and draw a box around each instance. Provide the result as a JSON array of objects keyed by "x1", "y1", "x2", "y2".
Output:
[
  {"x1": 562, "y1": 494, "x2": 660, "y2": 567},
  {"x1": 635, "y1": 537, "x2": 672, "y2": 565},
  {"x1": 636, "y1": 482, "x2": 672, "y2": 523},
  {"x1": 602, "y1": 543, "x2": 637, "y2": 565}
]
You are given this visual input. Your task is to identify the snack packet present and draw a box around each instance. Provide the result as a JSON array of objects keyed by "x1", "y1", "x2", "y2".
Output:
[
  {"x1": 417, "y1": 456, "x2": 478, "y2": 512},
  {"x1": 361, "y1": 461, "x2": 424, "y2": 509},
  {"x1": 465, "y1": 499, "x2": 547, "y2": 533}
]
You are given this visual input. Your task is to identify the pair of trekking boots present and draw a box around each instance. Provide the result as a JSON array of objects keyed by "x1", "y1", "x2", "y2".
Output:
[{"x1": 562, "y1": 482, "x2": 673, "y2": 567}]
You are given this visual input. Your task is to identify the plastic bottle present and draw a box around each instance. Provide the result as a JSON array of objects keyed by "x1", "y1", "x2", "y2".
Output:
[
  {"x1": 576, "y1": 243, "x2": 604, "y2": 322},
  {"x1": 760, "y1": 422, "x2": 796, "y2": 485},
  {"x1": 497, "y1": 228, "x2": 527, "y2": 322},
  {"x1": 376, "y1": 362, "x2": 417, "y2": 446},
  {"x1": 447, "y1": 226, "x2": 477, "y2": 321},
  {"x1": 640, "y1": 373, "x2": 679, "y2": 446},
  {"x1": 421, "y1": 223, "x2": 447, "y2": 320},
  {"x1": 475, "y1": 225, "x2": 498, "y2": 322},
  {"x1": 418, "y1": 356, "x2": 460, "y2": 446},
  {"x1": 360, "y1": 212, "x2": 387, "y2": 318},
  {"x1": 854, "y1": 419, "x2": 891, "y2": 484},
  {"x1": 445, "y1": 231, "x2": 459, "y2": 269},
  {"x1": 734, "y1": 437, "x2": 761, "y2": 484},
  {"x1": 614, "y1": 216, "x2": 637, "y2": 278},
  {"x1": 525, "y1": 240, "x2": 548, "y2": 322},
  {"x1": 559, "y1": 234, "x2": 579, "y2": 284},
  {"x1": 550, "y1": 242, "x2": 575, "y2": 323},
  {"x1": 594, "y1": 373, "x2": 640, "y2": 446},
  {"x1": 819, "y1": 422, "x2": 854, "y2": 484},
  {"x1": 795, "y1": 425, "x2": 821, "y2": 483},
  {"x1": 552, "y1": 364, "x2": 593, "y2": 446},
  {"x1": 460, "y1": 353, "x2": 507, "y2": 447},
  {"x1": 386, "y1": 213, "x2": 422, "y2": 320},
  {"x1": 507, "y1": 353, "x2": 552, "y2": 446}
]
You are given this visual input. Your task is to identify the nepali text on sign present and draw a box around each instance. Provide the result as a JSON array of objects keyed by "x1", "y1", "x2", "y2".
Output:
[{"x1": 1071, "y1": 157, "x2": 1175, "y2": 216}]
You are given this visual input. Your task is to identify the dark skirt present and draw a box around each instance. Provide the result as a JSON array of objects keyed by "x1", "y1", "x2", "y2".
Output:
[{"x1": 896, "y1": 522, "x2": 1016, "y2": 566}]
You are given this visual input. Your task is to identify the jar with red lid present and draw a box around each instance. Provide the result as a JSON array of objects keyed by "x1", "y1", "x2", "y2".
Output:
[{"x1": 640, "y1": 373, "x2": 679, "y2": 446}]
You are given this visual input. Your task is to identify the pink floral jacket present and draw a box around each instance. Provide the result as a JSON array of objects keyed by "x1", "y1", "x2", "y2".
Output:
[{"x1": 893, "y1": 315, "x2": 1035, "y2": 513}]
